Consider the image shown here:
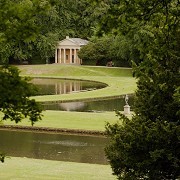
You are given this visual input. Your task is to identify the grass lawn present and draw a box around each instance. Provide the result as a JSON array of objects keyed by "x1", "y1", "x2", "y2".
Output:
[
  {"x1": 0, "y1": 157, "x2": 115, "y2": 180},
  {"x1": 17, "y1": 64, "x2": 137, "y2": 102},
  {"x1": 2, "y1": 65, "x2": 134, "y2": 131},
  {"x1": 2, "y1": 110, "x2": 119, "y2": 131}
]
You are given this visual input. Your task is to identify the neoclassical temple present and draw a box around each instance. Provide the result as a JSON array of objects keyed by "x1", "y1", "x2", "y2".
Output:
[{"x1": 55, "y1": 36, "x2": 88, "y2": 65}]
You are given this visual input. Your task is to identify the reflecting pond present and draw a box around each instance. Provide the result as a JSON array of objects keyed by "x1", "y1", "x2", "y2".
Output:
[
  {"x1": 0, "y1": 78, "x2": 133, "y2": 164},
  {"x1": 42, "y1": 96, "x2": 134, "y2": 112},
  {"x1": 31, "y1": 78, "x2": 107, "y2": 95},
  {"x1": 31, "y1": 78, "x2": 134, "y2": 112},
  {"x1": 0, "y1": 130, "x2": 109, "y2": 164}
]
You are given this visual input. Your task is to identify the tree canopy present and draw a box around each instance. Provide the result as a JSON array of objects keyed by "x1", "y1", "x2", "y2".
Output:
[
  {"x1": 78, "y1": 36, "x2": 113, "y2": 66},
  {"x1": 0, "y1": 65, "x2": 42, "y2": 125},
  {"x1": 0, "y1": 0, "x2": 59, "y2": 64},
  {"x1": 95, "y1": 0, "x2": 180, "y2": 179},
  {"x1": 0, "y1": 65, "x2": 42, "y2": 162}
]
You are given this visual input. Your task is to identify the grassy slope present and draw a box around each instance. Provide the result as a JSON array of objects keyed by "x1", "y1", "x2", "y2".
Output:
[
  {"x1": 2, "y1": 65, "x2": 135, "y2": 131},
  {"x1": 0, "y1": 157, "x2": 115, "y2": 180},
  {"x1": 18, "y1": 65, "x2": 136, "y2": 102}
]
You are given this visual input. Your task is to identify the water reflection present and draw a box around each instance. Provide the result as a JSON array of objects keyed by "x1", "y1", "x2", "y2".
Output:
[
  {"x1": 31, "y1": 78, "x2": 106, "y2": 95},
  {"x1": 59, "y1": 102, "x2": 85, "y2": 111},
  {"x1": 31, "y1": 78, "x2": 134, "y2": 112},
  {"x1": 42, "y1": 96, "x2": 134, "y2": 112},
  {"x1": 0, "y1": 130, "x2": 109, "y2": 164}
]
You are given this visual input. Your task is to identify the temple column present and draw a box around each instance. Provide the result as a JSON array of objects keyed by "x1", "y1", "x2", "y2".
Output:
[
  {"x1": 55, "y1": 49, "x2": 58, "y2": 63},
  {"x1": 59, "y1": 48, "x2": 62, "y2": 63},
  {"x1": 74, "y1": 49, "x2": 77, "y2": 64},
  {"x1": 57, "y1": 49, "x2": 60, "y2": 63},
  {"x1": 77, "y1": 49, "x2": 80, "y2": 64},
  {"x1": 63, "y1": 49, "x2": 66, "y2": 64},
  {"x1": 70, "y1": 48, "x2": 72, "y2": 63}
]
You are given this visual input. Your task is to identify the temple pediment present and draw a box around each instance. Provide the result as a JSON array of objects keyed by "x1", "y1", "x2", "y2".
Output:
[
  {"x1": 55, "y1": 36, "x2": 88, "y2": 65},
  {"x1": 59, "y1": 39, "x2": 78, "y2": 46}
]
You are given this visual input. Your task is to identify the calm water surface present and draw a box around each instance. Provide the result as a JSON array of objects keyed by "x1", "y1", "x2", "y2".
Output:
[
  {"x1": 42, "y1": 96, "x2": 134, "y2": 112},
  {"x1": 32, "y1": 78, "x2": 134, "y2": 112},
  {"x1": 32, "y1": 78, "x2": 106, "y2": 95},
  {"x1": 0, "y1": 130, "x2": 109, "y2": 164},
  {"x1": 0, "y1": 79, "x2": 132, "y2": 164}
]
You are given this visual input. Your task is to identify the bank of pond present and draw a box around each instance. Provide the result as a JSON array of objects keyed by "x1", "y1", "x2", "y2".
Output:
[
  {"x1": 1, "y1": 77, "x2": 134, "y2": 165},
  {"x1": 32, "y1": 78, "x2": 134, "y2": 112}
]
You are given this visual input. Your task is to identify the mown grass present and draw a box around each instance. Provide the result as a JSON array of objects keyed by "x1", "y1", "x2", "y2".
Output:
[
  {"x1": 17, "y1": 65, "x2": 137, "y2": 102},
  {"x1": 18, "y1": 64, "x2": 132, "y2": 77},
  {"x1": 2, "y1": 65, "x2": 134, "y2": 131},
  {"x1": 0, "y1": 65, "x2": 135, "y2": 179},
  {"x1": 2, "y1": 110, "x2": 119, "y2": 131},
  {"x1": 0, "y1": 157, "x2": 115, "y2": 180}
]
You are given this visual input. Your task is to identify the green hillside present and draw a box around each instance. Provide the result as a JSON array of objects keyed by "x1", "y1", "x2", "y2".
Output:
[{"x1": 17, "y1": 65, "x2": 136, "y2": 102}]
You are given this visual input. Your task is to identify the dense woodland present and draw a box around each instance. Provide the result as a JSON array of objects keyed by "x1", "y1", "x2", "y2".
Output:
[
  {"x1": 0, "y1": 0, "x2": 106, "y2": 65},
  {"x1": 0, "y1": 0, "x2": 143, "y2": 66}
]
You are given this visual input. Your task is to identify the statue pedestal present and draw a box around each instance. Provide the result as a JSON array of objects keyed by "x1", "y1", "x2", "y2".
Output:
[{"x1": 124, "y1": 105, "x2": 130, "y2": 115}]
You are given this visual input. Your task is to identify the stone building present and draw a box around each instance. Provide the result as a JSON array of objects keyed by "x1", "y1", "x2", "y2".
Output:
[{"x1": 55, "y1": 36, "x2": 88, "y2": 65}]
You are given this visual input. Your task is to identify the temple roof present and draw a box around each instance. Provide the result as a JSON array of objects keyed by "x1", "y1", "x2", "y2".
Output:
[{"x1": 68, "y1": 38, "x2": 88, "y2": 46}]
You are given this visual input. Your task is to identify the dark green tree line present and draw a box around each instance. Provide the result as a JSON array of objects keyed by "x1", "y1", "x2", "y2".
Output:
[
  {"x1": 0, "y1": 0, "x2": 106, "y2": 64},
  {"x1": 0, "y1": 0, "x2": 59, "y2": 64},
  {"x1": 78, "y1": 34, "x2": 141, "y2": 66},
  {"x1": 91, "y1": 0, "x2": 180, "y2": 179}
]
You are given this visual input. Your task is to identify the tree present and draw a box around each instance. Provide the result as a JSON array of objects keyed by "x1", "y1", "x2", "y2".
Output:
[
  {"x1": 0, "y1": 0, "x2": 58, "y2": 64},
  {"x1": 92, "y1": 0, "x2": 180, "y2": 179},
  {"x1": 78, "y1": 34, "x2": 140, "y2": 67},
  {"x1": 0, "y1": 65, "x2": 42, "y2": 125},
  {"x1": 0, "y1": 65, "x2": 42, "y2": 162},
  {"x1": 78, "y1": 36, "x2": 114, "y2": 65},
  {"x1": 109, "y1": 35, "x2": 141, "y2": 67}
]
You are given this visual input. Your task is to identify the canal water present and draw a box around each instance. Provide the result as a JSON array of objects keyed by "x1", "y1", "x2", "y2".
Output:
[
  {"x1": 32, "y1": 78, "x2": 134, "y2": 112},
  {"x1": 31, "y1": 78, "x2": 107, "y2": 95},
  {"x1": 0, "y1": 130, "x2": 109, "y2": 164},
  {"x1": 0, "y1": 78, "x2": 132, "y2": 164},
  {"x1": 41, "y1": 96, "x2": 134, "y2": 112}
]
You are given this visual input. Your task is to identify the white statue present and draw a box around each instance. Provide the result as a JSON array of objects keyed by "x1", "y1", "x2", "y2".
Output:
[{"x1": 125, "y1": 94, "x2": 129, "y2": 105}]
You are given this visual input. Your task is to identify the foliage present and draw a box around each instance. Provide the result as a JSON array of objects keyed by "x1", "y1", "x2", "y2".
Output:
[
  {"x1": 0, "y1": 153, "x2": 5, "y2": 163},
  {"x1": 0, "y1": 0, "x2": 58, "y2": 64},
  {"x1": 50, "y1": 0, "x2": 104, "y2": 40},
  {"x1": 0, "y1": 65, "x2": 42, "y2": 125},
  {"x1": 78, "y1": 36, "x2": 113, "y2": 65},
  {"x1": 109, "y1": 34, "x2": 142, "y2": 66},
  {"x1": 0, "y1": 0, "x2": 110, "y2": 64},
  {"x1": 106, "y1": 112, "x2": 180, "y2": 179},
  {"x1": 79, "y1": 33, "x2": 142, "y2": 67},
  {"x1": 0, "y1": 65, "x2": 42, "y2": 162},
  {"x1": 79, "y1": 35, "x2": 134, "y2": 66},
  {"x1": 98, "y1": 0, "x2": 180, "y2": 179}
]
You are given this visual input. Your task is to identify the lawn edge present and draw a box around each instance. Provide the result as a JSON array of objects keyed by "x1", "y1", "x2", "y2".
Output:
[{"x1": 0, "y1": 125, "x2": 105, "y2": 136}]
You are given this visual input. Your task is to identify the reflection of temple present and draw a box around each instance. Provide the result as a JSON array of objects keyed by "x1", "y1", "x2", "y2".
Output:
[
  {"x1": 55, "y1": 81, "x2": 82, "y2": 94},
  {"x1": 59, "y1": 102, "x2": 85, "y2": 111},
  {"x1": 55, "y1": 36, "x2": 88, "y2": 65}
]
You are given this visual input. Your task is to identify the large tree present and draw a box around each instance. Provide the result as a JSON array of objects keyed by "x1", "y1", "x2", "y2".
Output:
[
  {"x1": 78, "y1": 36, "x2": 114, "y2": 65},
  {"x1": 0, "y1": 65, "x2": 42, "y2": 162},
  {"x1": 52, "y1": 0, "x2": 108, "y2": 39},
  {"x1": 92, "y1": 0, "x2": 180, "y2": 179},
  {"x1": 0, "y1": 0, "x2": 58, "y2": 64},
  {"x1": 78, "y1": 35, "x2": 135, "y2": 66}
]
